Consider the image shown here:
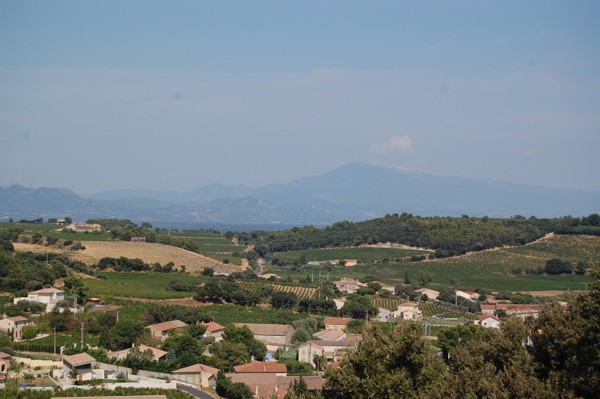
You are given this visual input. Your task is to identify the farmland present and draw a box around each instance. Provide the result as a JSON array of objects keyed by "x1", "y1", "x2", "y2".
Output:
[
  {"x1": 270, "y1": 284, "x2": 317, "y2": 300},
  {"x1": 272, "y1": 247, "x2": 430, "y2": 264},
  {"x1": 83, "y1": 271, "x2": 204, "y2": 299},
  {"x1": 266, "y1": 234, "x2": 598, "y2": 292}
]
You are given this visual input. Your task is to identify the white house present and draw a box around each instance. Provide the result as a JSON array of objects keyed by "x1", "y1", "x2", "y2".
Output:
[
  {"x1": 298, "y1": 340, "x2": 353, "y2": 368},
  {"x1": 13, "y1": 287, "x2": 65, "y2": 312},
  {"x1": 475, "y1": 314, "x2": 501, "y2": 329},
  {"x1": 392, "y1": 302, "x2": 423, "y2": 321},
  {"x1": 107, "y1": 344, "x2": 167, "y2": 362},
  {"x1": 62, "y1": 353, "x2": 100, "y2": 382},
  {"x1": 200, "y1": 321, "x2": 225, "y2": 342},
  {"x1": 146, "y1": 320, "x2": 187, "y2": 340},
  {"x1": 456, "y1": 290, "x2": 480, "y2": 301}
]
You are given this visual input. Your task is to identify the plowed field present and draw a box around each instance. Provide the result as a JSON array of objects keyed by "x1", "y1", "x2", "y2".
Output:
[{"x1": 14, "y1": 241, "x2": 243, "y2": 274}]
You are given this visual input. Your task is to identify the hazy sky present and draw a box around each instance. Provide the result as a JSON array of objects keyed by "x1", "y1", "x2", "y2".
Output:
[{"x1": 1, "y1": 1, "x2": 599, "y2": 195}]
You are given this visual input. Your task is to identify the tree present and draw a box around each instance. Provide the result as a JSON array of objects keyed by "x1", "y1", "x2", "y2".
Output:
[
  {"x1": 99, "y1": 320, "x2": 145, "y2": 350},
  {"x1": 63, "y1": 276, "x2": 87, "y2": 303},
  {"x1": 271, "y1": 291, "x2": 298, "y2": 309},
  {"x1": 529, "y1": 268, "x2": 600, "y2": 398},
  {"x1": 416, "y1": 271, "x2": 432, "y2": 287},
  {"x1": 324, "y1": 322, "x2": 446, "y2": 399},
  {"x1": 544, "y1": 258, "x2": 573, "y2": 275},
  {"x1": 64, "y1": 216, "x2": 72, "y2": 224},
  {"x1": 21, "y1": 325, "x2": 38, "y2": 341},
  {"x1": 341, "y1": 294, "x2": 377, "y2": 319},
  {"x1": 141, "y1": 222, "x2": 153, "y2": 229}
]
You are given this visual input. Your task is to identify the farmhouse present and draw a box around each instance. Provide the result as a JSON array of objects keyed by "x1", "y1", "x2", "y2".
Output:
[
  {"x1": 0, "y1": 351, "x2": 11, "y2": 373},
  {"x1": 66, "y1": 223, "x2": 102, "y2": 233},
  {"x1": 172, "y1": 363, "x2": 219, "y2": 388},
  {"x1": 146, "y1": 320, "x2": 187, "y2": 340},
  {"x1": 13, "y1": 287, "x2": 65, "y2": 312},
  {"x1": 0, "y1": 316, "x2": 28, "y2": 341},
  {"x1": 62, "y1": 352, "x2": 100, "y2": 382},
  {"x1": 414, "y1": 287, "x2": 440, "y2": 301},
  {"x1": 392, "y1": 302, "x2": 423, "y2": 321},
  {"x1": 456, "y1": 290, "x2": 480, "y2": 301},
  {"x1": 475, "y1": 314, "x2": 501, "y2": 329},
  {"x1": 200, "y1": 321, "x2": 225, "y2": 342},
  {"x1": 334, "y1": 278, "x2": 367, "y2": 294}
]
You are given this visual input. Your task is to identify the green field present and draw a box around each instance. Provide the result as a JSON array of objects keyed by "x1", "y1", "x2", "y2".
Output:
[
  {"x1": 84, "y1": 272, "x2": 205, "y2": 299},
  {"x1": 505, "y1": 234, "x2": 600, "y2": 262},
  {"x1": 186, "y1": 236, "x2": 234, "y2": 245},
  {"x1": 205, "y1": 253, "x2": 243, "y2": 266},
  {"x1": 0, "y1": 222, "x2": 57, "y2": 231},
  {"x1": 272, "y1": 247, "x2": 431, "y2": 264},
  {"x1": 195, "y1": 244, "x2": 244, "y2": 253},
  {"x1": 202, "y1": 304, "x2": 308, "y2": 325},
  {"x1": 266, "y1": 235, "x2": 598, "y2": 292}
]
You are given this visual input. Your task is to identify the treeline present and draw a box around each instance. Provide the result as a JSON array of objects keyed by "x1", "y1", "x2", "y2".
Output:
[
  {"x1": 249, "y1": 213, "x2": 600, "y2": 256},
  {"x1": 98, "y1": 257, "x2": 177, "y2": 272}
]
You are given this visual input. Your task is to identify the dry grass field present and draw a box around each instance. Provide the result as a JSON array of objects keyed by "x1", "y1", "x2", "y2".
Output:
[{"x1": 14, "y1": 241, "x2": 243, "y2": 274}]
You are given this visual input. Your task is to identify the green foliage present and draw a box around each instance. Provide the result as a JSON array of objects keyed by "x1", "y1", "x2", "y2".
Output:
[
  {"x1": 99, "y1": 319, "x2": 145, "y2": 350},
  {"x1": 271, "y1": 290, "x2": 299, "y2": 309},
  {"x1": 529, "y1": 268, "x2": 600, "y2": 398},
  {"x1": 324, "y1": 322, "x2": 446, "y2": 399},
  {"x1": 544, "y1": 258, "x2": 573, "y2": 275},
  {"x1": 341, "y1": 294, "x2": 377, "y2": 319}
]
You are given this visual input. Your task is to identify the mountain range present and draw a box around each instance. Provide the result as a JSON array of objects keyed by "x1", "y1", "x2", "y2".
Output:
[{"x1": 1, "y1": 162, "x2": 598, "y2": 228}]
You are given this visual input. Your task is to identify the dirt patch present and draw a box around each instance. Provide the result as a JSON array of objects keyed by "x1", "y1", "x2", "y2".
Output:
[
  {"x1": 14, "y1": 241, "x2": 244, "y2": 274},
  {"x1": 112, "y1": 296, "x2": 209, "y2": 307}
]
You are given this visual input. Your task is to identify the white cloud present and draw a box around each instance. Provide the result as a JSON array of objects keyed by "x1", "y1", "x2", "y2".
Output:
[{"x1": 370, "y1": 135, "x2": 415, "y2": 155}]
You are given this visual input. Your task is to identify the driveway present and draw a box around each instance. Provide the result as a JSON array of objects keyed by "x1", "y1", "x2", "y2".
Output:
[{"x1": 176, "y1": 383, "x2": 216, "y2": 399}]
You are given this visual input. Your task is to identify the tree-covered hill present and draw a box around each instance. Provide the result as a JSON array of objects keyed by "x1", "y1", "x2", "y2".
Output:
[{"x1": 248, "y1": 213, "x2": 600, "y2": 257}]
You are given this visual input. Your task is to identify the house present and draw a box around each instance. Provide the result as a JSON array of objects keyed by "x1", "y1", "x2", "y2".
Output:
[
  {"x1": 233, "y1": 361, "x2": 287, "y2": 377},
  {"x1": 14, "y1": 287, "x2": 65, "y2": 312},
  {"x1": 313, "y1": 329, "x2": 346, "y2": 341},
  {"x1": 298, "y1": 340, "x2": 353, "y2": 368},
  {"x1": 0, "y1": 351, "x2": 11, "y2": 373},
  {"x1": 200, "y1": 321, "x2": 225, "y2": 342},
  {"x1": 172, "y1": 363, "x2": 219, "y2": 388},
  {"x1": 130, "y1": 237, "x2": 147, "y2": 242},
  {"x1": 456, "y1": 290, "x2": 480, "y2": 301},
  {"x1": 374, "y1": 281, "x2": 396, "y2": 293},
  {"x1": 226, "y1": 373, "x2": 280, "y2": 399},
  {"x1": 324, "y1": 317, "x2": 352, "y2": 331},
  {"x1": 0, "y1": 316, "x2": 28, "y2": 340},
  {"x1": 414, "y1": 287, "x2": 440, "y2": 301},
  {"x1": 475, "y1": 314, "x2": 501, "y2": 329},
  {"x1": 479, "y1": 304, "x2": 543, "y2": 319},
  {"x1": 146, "y1": 320, "x2": 187, "y2": 340},
  {"x1": 480, "y1": 304, "x2": 496, "y2": 314},
  {"x1": 392, "y1": 302, "x2": 423, "y2": 321},
  {"x1": 334, "y1": 278, "x2": 367, "y2": 294},
  {"x1": 62, "y1": 353, "x2": 99, "y2": 382},
  {"x1": 233, "y1": 323, "x2": 295, "y2": 346},
  {"x1": 107, "y1": 344, "x2": 167, "y2": 362},
  {"x1": 260, "y1": 273, "x2": 282, "y2": 280},
  {"x1": 376, "y1": 307, "x2": 392, "y2": 322}
]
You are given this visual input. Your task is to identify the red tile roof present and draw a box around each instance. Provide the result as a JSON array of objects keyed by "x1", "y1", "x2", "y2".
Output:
[
  {"x1": 233, "y1": 361, "x2": 287, "y2": 374},
  {"x1": 324, "y1": 317, "x2": 352, "y2": 326}
]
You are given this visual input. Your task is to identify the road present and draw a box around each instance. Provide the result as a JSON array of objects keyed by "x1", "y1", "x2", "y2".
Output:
[{"x1": 176, "y1": 383, "x2": 216, "y2": 399}]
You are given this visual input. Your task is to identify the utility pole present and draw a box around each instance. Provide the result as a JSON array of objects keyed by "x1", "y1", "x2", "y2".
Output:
[
  {"x1": 80, "y1": 322, "x2": 85, "y2": 350},
  {"x1": 53, "y1": 327, "x2": 56, "y2": 355}
]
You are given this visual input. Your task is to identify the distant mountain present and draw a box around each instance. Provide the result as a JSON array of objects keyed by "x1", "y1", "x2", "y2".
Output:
[{"x1": 1, "y1": 163, "x2": 599, "y2": 226}]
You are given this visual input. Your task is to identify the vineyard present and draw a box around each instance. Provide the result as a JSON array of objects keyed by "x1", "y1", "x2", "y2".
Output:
[{"x1": 270, "y1": 284, "x2": 317, "y2": 300}]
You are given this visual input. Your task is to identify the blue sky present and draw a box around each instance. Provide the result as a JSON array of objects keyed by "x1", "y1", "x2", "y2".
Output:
[{"x1": 1, "y1": 1, "x2": 599, "y2": 194}]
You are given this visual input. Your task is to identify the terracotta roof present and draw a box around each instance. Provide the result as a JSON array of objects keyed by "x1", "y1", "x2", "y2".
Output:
[
  {"x1": 233, "y1": 361, "x2": 287, "y2": 374},
  {"x1": 108, "y1": 345, "x2": 167, "y2": 360},
  {"x1": 301, "y1": 340, "x2": 352, "y2": 348},
  {"x1": 172, "y1": 363, "x2": 219, "y2": 376},
  {"x1": 313, "y1": 329, "x2": 345, "y2": 341},
  {"x1": 478, "y1": 314, "x2": 501, "y2": 322},
  {"x1": 0, "y1": 351, "x2": 12, "y2": 360},
  {"x1": 277, "y1": 376, "x2": 325, "y2": 391},
  {"x1": 147, "y1": 320, "x2": 187, "y2": 332},
  {"x1": 233, "y1": 323, "x2": 293, "y2": 336},
  {"x1": 63, "y1": 352, "x2": 95, "y2": 367},
  {"x1": 200, "y1": 321, "x2": 225, "y2": 333},
  {"x1": 8, "y1": 316, "x2": 28, "y2": 322},
  {"x1": 324, "y1": 317, "x2": 352, "y2": 326},
  {"x1": 227, "y1": 373, "x2": 278, "y2": 399}
]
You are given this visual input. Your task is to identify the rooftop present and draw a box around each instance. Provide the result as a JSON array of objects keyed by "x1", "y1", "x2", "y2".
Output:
[
  {"x1": 172, "y1": 363, "x2": 219, "y2": 376},
  {"x1": 234, "y1": 361, "x2": 287, "y2": 374},
  {"x1": 233, "y1": 323, "x2": 293, "y2": 336}
]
